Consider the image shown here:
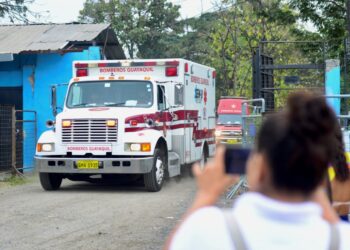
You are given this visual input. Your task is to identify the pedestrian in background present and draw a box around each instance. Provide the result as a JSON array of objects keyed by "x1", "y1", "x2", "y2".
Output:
[
  {"x1": 165, "y1": 92, "x2": 350, "y2": 250},
  {"x1": 329, "y1": 124, "x2": 350, "y2": 221}
]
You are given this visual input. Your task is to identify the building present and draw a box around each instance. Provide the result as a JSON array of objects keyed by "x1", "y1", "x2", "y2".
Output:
[{"x1": 0, "y1": 23, "x2": 125, "y2": 172}]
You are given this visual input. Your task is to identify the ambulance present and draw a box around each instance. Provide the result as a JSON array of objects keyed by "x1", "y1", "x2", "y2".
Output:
[
  {"x1": 35, "y1": 59, "x2": 216, "y2": 192},
  {"x1": 215, "y1": 97, "x2": 245, "y2": 144}
]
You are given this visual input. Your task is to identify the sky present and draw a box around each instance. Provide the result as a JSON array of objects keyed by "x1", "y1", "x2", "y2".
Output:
[{"x1": 28, "y1": 0, "x2": 215, "y2": 23}]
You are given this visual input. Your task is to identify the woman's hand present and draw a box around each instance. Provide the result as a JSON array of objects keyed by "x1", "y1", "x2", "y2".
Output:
[{"x1": 192, "y1": 146, "x2": 239, "y2": 206}]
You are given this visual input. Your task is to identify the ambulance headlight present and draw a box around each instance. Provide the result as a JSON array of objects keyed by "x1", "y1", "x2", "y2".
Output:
[
  {"x1": 37, "y1": 143, "x2": 55, "y2": 152},
  {"x1": 125, "y1": 143, "x2": 151, "y2": 152},
  {"x1": 130, "y1": 143, "x2": 141, "y2": 151},
  {"x1": 215, "y1": 130, "x2": 221, "y2": 137}
]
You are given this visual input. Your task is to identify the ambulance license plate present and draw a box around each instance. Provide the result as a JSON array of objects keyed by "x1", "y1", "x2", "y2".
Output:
[
  {"x1": 76, "y1": 160, "x2": 99, "y2": 169},
  {"x1": 227, "y1": 139, "x2": 238, "y2": 144}
]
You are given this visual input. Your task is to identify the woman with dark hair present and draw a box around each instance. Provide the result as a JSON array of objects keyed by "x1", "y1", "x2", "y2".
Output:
[
  {"x1": 165, "y1": 92, "x2": 350, "y2": 250},
  {"x1": 329, "y1": 124, "x2": 350, "y2": 221}
]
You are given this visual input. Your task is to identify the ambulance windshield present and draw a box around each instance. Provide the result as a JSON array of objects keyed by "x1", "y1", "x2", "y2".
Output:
[
  {"x1": 66, "y1": 81, "x2": 153, "y2": 108},
  {"x1": 217, "y1": 114, "x2": 242, "y2": 126}
]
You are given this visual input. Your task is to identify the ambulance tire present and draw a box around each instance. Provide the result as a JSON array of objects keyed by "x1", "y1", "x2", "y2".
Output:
[
  {"x1": 39, "y1": 173, "x2": 62, "y2": 191},
  {"x1": 144, "y1": 148, "x2": 166, "y2": 192}
]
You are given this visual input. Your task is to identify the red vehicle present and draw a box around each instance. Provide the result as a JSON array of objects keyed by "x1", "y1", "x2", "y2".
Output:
[{"x1": 215, "y1": 97, "x2": 246, "y2": 144}]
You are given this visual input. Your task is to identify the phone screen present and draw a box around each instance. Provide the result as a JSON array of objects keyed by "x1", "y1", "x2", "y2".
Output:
[{"x1": 225, "y1": 146, "x2": 251, "y2": 175}]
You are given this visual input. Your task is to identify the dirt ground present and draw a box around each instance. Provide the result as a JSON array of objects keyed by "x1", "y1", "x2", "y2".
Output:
[{"x1": 0, "y1": 173, "x2": 199, "y2": 250}]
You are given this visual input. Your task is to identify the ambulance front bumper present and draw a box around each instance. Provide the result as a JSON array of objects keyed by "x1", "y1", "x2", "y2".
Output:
[
  {"x1": 35, "y1": 156, "x2": 154, "y2": 174},
  {"x1": 216, "y1": 136, "x2": 242, "y2": 144}
]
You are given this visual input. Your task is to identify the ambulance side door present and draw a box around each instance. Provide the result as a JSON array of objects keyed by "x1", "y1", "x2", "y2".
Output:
[
  {"x1": 183, "y1": 74, "x2": 193, "y2": 163},
  {"x1": 157, "y1": 85, "x2": 172, "y2": 149}
]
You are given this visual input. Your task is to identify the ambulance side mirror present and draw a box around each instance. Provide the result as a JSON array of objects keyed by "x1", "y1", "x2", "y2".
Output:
[
  {"x1": 51, "y1": 85, "x2": 63, "y2": 117},
  {"x1": 51, "y1": 85, "x2": 57, "y2": 117},
  {"x1": 175, "y1": 83, "x2": 183, "y2": 89}
]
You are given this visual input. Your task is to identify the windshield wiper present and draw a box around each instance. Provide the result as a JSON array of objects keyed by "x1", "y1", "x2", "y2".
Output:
[
  {"x1": 71, "y1": 103, "x2": 92, "y2": 107},
  {"x1": 104, "y1": 102, "x2": 125, "y2": 107}
]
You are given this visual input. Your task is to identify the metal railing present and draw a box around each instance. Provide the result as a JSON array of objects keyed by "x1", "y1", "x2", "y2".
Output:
[
  {"x1": 226, "y1": 99, "x2": 265, "y2": 199},
  {"x1": 15, "y1": 110, "x2": 37, "y2": 172},
  {"x1": 0, "y1": 106, "x2": 37, "y2": 174},
  {"x1": 0, "y1": 106, "x2": 14, "y2": 173}
]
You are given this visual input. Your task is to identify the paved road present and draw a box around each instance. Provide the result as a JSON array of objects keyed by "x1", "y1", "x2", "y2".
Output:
[{"x1": 0, "y1": 174, "x2": 197, "y2": 250}]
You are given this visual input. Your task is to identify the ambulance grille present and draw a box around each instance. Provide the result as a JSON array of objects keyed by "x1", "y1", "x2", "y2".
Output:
[
  {"x1": 62, "y1": 119, "x2": 117, "y2": 143},
  {"x1": 221, "y1": 130, "x2": 242, "y2": 136}
]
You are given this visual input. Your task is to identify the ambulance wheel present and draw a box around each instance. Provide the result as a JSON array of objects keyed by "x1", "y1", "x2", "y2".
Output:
[
  {"x1": 39, "y1": 173, "x2": 62, "y2": 191},
  {"x1": 144, "y1": 148, "x2": 166, "y2": 192}
]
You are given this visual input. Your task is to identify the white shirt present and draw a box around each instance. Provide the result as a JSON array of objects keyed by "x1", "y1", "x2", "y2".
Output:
[{"x1": 170, "y1": 192, "x2": 350, "y2": 250}]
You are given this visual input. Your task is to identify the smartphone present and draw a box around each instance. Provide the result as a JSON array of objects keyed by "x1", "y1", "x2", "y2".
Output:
[{"x1": 225, "y1": 146, "x2": 251, "y2": 175}]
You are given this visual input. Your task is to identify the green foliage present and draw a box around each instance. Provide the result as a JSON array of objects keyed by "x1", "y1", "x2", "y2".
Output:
[
  {"x1": 0, "y1": 0, "x2": 34, "y2": 23},
  {"x1": 78, "y1": 0, "x2": 348, "y2": 104},
  {"x1": 287, "y1": 0, "x2": 346, "y2": 62},
  {"x1": 209, "y1": 1, "x2": 300, "y2": 99},
  {"x1": 79, "y1": 0, "x2": 181, "y2": 59},
  {"x1": 1, "y1": 175, "x2": 28, "y2": 186},
  {"x1": 289, "y1": 0, "x2": 346, "y2": 39}
]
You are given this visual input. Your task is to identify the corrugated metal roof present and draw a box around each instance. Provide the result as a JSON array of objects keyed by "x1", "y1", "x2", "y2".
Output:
[{"x1": 0, "y1": 23, "x2": 111, "y2": 54}]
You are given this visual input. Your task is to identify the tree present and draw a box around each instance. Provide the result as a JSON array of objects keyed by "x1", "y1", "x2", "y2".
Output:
[
  {"x1": 79, "y1": 0, "x2": 181, "y2": 59},
  {"x1": 0, "y1": 0, "x2": 35, "y2": 23},
  {"x1": 289, "y1": 0, "x2": 346, "y2": 40},
  {"x1": 286, "y1": 0, "x2": 348, "y2": 62},
  {"x1": 209, "y1": 0, "x2": 300, "y2": 99}
]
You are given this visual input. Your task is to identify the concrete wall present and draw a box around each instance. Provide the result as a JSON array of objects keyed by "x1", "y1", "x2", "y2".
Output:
[{"x1": 0, "y1": 46, "x2": 102, "y2": 171}]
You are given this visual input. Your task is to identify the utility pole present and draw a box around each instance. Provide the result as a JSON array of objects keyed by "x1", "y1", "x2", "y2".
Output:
[{"x1": 347, "y1": 0, "x2": 350, "y2": 37}]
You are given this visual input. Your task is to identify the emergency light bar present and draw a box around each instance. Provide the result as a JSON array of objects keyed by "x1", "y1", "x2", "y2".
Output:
[
  {"x1": 74, "y1": 61, "x2": 180, "y2": 69},
  {"x1": 74, "y1": 60, "x2": 180, "y2": 78}
]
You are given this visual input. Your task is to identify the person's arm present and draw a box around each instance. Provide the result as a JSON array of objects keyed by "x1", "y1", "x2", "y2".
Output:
[{"x1": 164, "y1": 147, "x2": 239, "y2": 250}]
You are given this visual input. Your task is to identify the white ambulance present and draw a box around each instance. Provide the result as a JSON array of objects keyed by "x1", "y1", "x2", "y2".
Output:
[{"x1": 35, "y1": 59, "x2": 216, "y2": 191}]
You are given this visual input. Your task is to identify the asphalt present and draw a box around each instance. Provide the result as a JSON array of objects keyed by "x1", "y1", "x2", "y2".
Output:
[{"x1": 0, "y1": 173, "x2": 198, "y2": 250}]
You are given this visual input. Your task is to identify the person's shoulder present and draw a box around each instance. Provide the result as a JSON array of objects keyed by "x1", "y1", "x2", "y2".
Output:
[
  {"x1": 338, "y1": 222, "x2": 350, "y2": 249},
  {"x1": 170, "y1": 206, "x2": 233, "y2": 250},
  {"x1": 338, "y1": 221, "x2": 350, "y2": 232},
  {"x1": 190, "y1": 206, "x2": 225, "y2": 222},
  {"x1": 180, "y1": 206, "x2": 227, "y2": 233}
]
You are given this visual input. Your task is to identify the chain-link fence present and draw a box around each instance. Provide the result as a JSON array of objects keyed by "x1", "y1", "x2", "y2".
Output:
[
  {"x1": 0, "y1": 106, "x2": 36, "y2": 174},
  {"x1": 0, "y1": 106, "x2": 14, "y2": 173}
]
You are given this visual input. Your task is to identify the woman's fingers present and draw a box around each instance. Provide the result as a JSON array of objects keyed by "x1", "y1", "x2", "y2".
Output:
[
  {"x1": 192, "y1": 163, "x2": 202, "y2": 177},
  {"x1": 214, "y1": 146, "x2": 225, "y2": 171}
]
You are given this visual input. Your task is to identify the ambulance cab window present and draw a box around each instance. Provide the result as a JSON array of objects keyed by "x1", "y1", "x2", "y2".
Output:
[
  {"x1": 174, "y1": 84, "x2": 184, "y2": 106},
  {"x1": 68, "y1": 84, "x2": 82, "y2": 106},
  {"x1": 66, "y1": 81, "x2": 153, "y2": 108},
  {"x1": 158, "y1": 85, "x2": 166, "y2": 110}
]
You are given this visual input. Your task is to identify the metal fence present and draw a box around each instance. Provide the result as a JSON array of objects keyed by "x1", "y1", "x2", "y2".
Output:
[
  {"x1": 225, "y1": 95, "x2": 350, "y2": 199},
  {"x1": 325, "y1": 95, "x2": 350, "y2": 153},
  {"x1": 253, "y1": 40, "x2": 327, "y2": 112},
  {"x1": 226, "y1": 99, "x2": 265, "y2": 199},
  {"x1": 0, "y1": 106, "x2": 14, "y2": 172},
  {"x1": 16, "y1": 110, "x2": 37, "y2": 172},
  {"x1": 0, "y1": 106, "x2": 36, "y2": 174}
]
